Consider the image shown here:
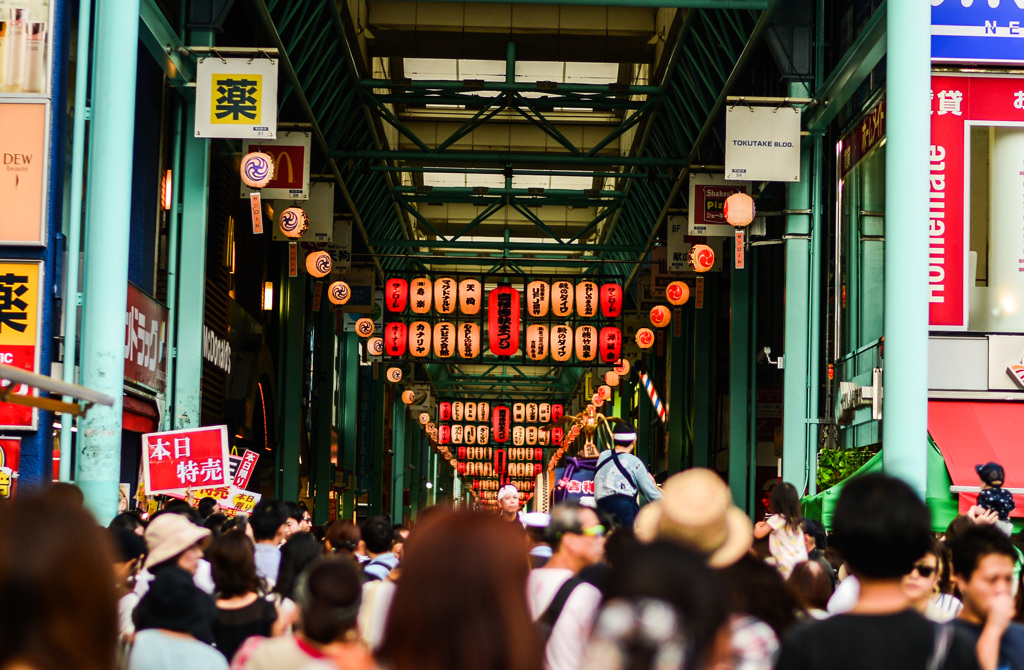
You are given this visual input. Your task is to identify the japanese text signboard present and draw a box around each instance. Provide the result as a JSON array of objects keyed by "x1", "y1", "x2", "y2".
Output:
[
  {"x1": 195, "y1": 57, "x2": 278, "y2": 140},
  {"x1": 142, "y1": 425, "x2": 231, "y2": 495},
  {"x1": 0, "y1": 102, "x2": 48, "y2": 246},
  {"x1": 687, "y1": 174, "x2": 752, "y2": 237},
  {"x1": 124, "y1": 284, "x2": 168, "y2": 393},
  {"x1": 929, "y1": 73, "x2": 1024, "y2": 330},
  {"x1": 932, "y1": 1, "x2": 1024, "y2": 65},
  {"x1": 725, "y1": 106, "x2": 801, "y2": 182},
  {"x1": 231, "y1": 449, "x2": 260, "y2": 489},
  {"x1": 0, "y1": 260, "x2": 42, "y2": 429}
]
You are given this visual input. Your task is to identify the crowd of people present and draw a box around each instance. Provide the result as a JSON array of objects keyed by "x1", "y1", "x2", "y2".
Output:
[{"x1": 2, "y1": 465, "x2": 1024, "y2": 670}]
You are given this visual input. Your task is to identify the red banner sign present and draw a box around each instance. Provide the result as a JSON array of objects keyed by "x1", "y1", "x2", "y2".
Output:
[
  {"x1": 231, "y1": 449, "x2": 260, "y2": 489},
  {"x1": 142, "y1": 425, "x2": 231, "y2": 495},
  {"x1": 488, "y1": 286, "x2": 521, "y2": 357},
  {"x1": 125, "y1": 284, "x2": 168, "y2": 393}
]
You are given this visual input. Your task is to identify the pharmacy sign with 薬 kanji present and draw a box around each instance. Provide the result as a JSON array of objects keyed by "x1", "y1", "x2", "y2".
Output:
[
  {"x1": 142, "y1": 425, "x2": 231, "y2": 495},
  {"x1": 0, "y1": 260, "x2": 43, "y2": 430},
  {"x1": 194, "y1": 57, "x2": 278, "y2": 140}
]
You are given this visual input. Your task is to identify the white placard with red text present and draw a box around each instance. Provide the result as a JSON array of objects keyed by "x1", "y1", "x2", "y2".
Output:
[
  {"x1": 142, "y1": 425, "x2": 231, "y2": 495},
  {"x1": 929, "y1": 73, "x2": 1024, "y2": 330}
]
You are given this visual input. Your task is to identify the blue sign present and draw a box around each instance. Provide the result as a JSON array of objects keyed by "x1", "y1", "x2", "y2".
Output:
[{"x1": 932, "y1": 1, "x2": 1024, "y2": 64}]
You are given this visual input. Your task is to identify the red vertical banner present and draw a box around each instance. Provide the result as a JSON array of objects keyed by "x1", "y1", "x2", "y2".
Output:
[{"x1": 487, "y1": 286, "x2": 521, "y2": 356}]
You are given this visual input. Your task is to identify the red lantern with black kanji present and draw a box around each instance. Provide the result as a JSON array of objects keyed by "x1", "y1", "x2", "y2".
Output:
[
  {"x1": 600, "y1": 283, "x2": 623, "y2": 318},
  {"x1": 551, "y1": 404, "x2": 564, "y2": 422},
  {"x1": 552, "y1": 427, "x2": 563, "y2": 445},
  {"x1": 458, "y1": 446, "x2": 466, "y2": 460},
  {"x1": 493, "y1": 405, "x2": 511, "y2": 443},
  {"x1": 384, "y1": 322, "x2": 407, "y2": 357},
  {"x1": 458, "y1": 462, "x2": 466, "y2": 475},
  {"x1": 487, "y1": 286, "x2": 521, "y2": 357},
  {"x1": 439, "y1": 402, "x2": 452, "y2": 422},
  {"x1": 439, "y1": 424, "x2": 451, "y2": 444},
  {"x1": 494, "y1": 448, "x2": 507, "y2": 476},
  {"x1": 385, "y1": 278, "x2": 408, "y2": 313},
  {"x1": 599, "y1": 326, "x2": 622, "y2": 363}
]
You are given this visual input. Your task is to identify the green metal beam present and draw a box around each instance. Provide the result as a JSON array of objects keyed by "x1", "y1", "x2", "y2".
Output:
[
  {"x1": 729, "y1": 250, "x2": 752, "y2": 513},
  {"x1": 395, "y1": 186, "x2": 623, "y2": 199},
  {"x1": 369, "y1": 239, "x2": 642, "y2": 252},
  {"x1": 361, "y1": 79, "x2": 660, "y2": 96},
  {"x1": 138, "y1": 0, "x2": 193, "y2": 88},
  {"x1": 313, "y1": 306, "x2": 334, "y2": 524},
  {"x1": 340, "y1": 332, "x2": 359, "y2": 521},
  {"x1": 277, "y1": 268, "x2": 304, "y2": 502},
  {"x1": 334, "y1": 149, "x2": 690, "y2": 168}
]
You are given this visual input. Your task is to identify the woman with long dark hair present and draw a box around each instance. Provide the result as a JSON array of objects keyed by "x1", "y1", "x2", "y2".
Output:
[{"x1": 377, "y1": 510, "x2": 543, "y2": 670}]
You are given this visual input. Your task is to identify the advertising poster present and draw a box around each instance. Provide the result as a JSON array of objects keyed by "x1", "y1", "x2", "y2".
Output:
[
  {"x1": 687, "y1": 174, "x2": 752, "y2": 237},
  {"x1": 141, "y1": 425, "x2": 231, "y2": 495},
  {"x1": 0, "y1": 260, "x2": 40, "y2": 429},
  {"x1": 124, "y1": 284, "x2": 168, "y2": 393},
  {"x1": 0, "y1": 102, "x2": 46, "y2": 245},
  {"x1": 0, "y1": 0, "x2": 52, "y2": 95},
  {"x1": 932, "y1": 1, "x2": 1024, "y2": 65}
]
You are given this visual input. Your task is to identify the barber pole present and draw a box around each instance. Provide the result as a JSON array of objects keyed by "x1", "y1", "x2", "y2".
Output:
[{"x1": 639, "y1": 368, "x2": 667, "y2": 423}]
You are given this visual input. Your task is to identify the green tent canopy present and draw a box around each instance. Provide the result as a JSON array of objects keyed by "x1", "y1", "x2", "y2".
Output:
[{"x1": 802, "y1": 437, "x2": 959, "y2": 533}]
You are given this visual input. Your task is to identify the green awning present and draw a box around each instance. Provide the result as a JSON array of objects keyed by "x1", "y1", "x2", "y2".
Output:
[{"x1": 802, "y1": 437, "x2": 959, "y2": 533}]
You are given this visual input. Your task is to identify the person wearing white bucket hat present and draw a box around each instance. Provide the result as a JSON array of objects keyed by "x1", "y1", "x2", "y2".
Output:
[{"x1": 143, "y1": 513, "x2": 212, "y2": 574}]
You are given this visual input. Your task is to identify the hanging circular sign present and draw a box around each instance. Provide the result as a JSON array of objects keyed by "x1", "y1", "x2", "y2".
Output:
[
  {"x1": 328, "y1": 281, "x2": 351, "y2": 305},
  {"x1": 387, "y1": 367, "x2": 403, "y2": 383},
  {"x1": 401, "y1": 389, "x2": 416, "y2": 404},
  {"x1": 650, "y1": 305, "x2": 671, "y2": 328},
  {"x1": 367, "y1": 337, "x2": 384, "y2": 356},
  {"x1": 240, "y1": 152, "x2": 274, "y2": 189},
  {"x1": 355, "y1": 317, "x2": 375, "y2": 338},
  {"x1": 279, "y1": 207, "x2": 309, "y2": 239},
  {"x1": 635, "y1": 328, "x2": 655, "y2": 349},
  {"x1": 306, "y1": 251, "x2": 332, "y2": 278},
  {"x1": 688, "y1": 244, "x2": 715, "y2": 273},
  {"x1": 666, "y1": 281, "x2": 690, "y2": 306}
]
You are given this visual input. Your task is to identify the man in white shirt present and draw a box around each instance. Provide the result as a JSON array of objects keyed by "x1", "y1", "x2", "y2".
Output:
[
  {"x1": 250, "y1": 499, "x2": 289, "y2": 588},
  {"x1": 527, "y1": 503, "x2": 605, "y2": 670}
]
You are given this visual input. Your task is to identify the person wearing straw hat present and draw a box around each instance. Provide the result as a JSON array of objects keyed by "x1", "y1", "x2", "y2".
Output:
[
  {"x1": 133, "y1": 511, "x2": 216, "y2": 600},
  {"x1": 593, "y1": 422, "x2": 662, "y2": 527}
]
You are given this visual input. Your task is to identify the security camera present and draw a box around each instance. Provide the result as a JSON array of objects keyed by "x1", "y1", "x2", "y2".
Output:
[{"x1": 756, "y1": 346, "x2": 771, "y2": 363}]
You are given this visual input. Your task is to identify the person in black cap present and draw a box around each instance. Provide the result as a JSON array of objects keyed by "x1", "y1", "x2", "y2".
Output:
[
  {"x1": 593, "y1": 422, "x2": 662, "y2": 527},
  {"x1": 971, "y1": 461, "x2": 1015, "y2": 535}
]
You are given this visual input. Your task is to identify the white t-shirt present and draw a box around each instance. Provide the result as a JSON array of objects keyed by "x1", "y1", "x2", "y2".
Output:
[
  {"x1": 765, "y1": 514, "x2": 808, "y2": 579},
  {"x1": 527, "y1": 568, "x2": 602, "y2": 670}
]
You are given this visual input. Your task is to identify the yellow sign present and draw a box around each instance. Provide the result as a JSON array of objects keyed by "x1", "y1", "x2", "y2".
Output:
[
  {"x1": 209, "y1": 73, "x2": 263, "y2": 126},
  {"x1": 195, "y1": 58, "x2": 277, "y2": 140},
  {"x1": 0, "y1": 261, "x2": 39, "y2": 346}
]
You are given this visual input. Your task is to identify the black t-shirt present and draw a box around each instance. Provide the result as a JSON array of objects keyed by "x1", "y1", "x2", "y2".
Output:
[
  {"x1": 954, "y1": 619, "x2": 1024, "y2": 669},
  {"x1": 776, "y1": 610, "x2": 980, "y2": 670}
]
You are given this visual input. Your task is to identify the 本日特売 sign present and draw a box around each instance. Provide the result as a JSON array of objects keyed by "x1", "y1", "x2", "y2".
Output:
[
  {"x1": 932, "y1": 1, "x2": 1024, "y2": 65},
  {"x1": 0, "y1": 261, "x2": 42, "y2": 430},
  {"x1": 687, "y1": 174, "x2": 752, "y2": 236},
  {"x1": 240, "y1": 131, "x2": 311, "y2": 200},
  {"x1": 0, "y1": 102, "x2": 48, "y2": 246},
  {"x1": 195, "y1": 57, "x2": 278, "y2": 140},
  {"x1": 142, "y1": 425, "x2": 231, "y2": 495},
  {"x1": 725, "y1": 105, "x2": 801, "y2": 182},
  {"x1": 929, "y1": 73, "x2": 1024, "y2": 330},
  {"x1": 124, "y1": 284, "x2": 168, "y2": 393}
]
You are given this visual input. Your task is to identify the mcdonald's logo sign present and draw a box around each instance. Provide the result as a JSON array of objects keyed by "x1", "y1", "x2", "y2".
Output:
[{"x1": 250, "y1": 143, "x2": 305, "y2": 190}]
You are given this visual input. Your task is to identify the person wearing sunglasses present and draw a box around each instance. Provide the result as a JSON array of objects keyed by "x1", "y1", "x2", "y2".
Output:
[
  {"x1": 902, "y1": 537, "x2": 963, "y2": 623},
  {"x1": 527, "y1": 503, "x2": 606, "y2": 670}
]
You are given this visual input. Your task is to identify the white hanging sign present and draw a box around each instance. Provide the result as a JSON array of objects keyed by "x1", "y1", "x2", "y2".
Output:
[
  {"x1": 328, "y1": 220, "x2": 353, "y2": 275},
  {"x1": 724, "y1": 105, "x2": 801, "y2": 182},
  {"x1": 271, "y1": 181, "x2": 334, "y2": 242},
  {"x1": 195, "y1": 57, "x2": 278, "y2": 140},
  {"x1": 240, "y1": 131, "x2": 311, "y2": 200}
]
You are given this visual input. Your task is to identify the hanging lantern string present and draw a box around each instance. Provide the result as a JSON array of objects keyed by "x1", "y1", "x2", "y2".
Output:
[{"x1": 639, "y1": 367, "x2": 667, "y2": 423}]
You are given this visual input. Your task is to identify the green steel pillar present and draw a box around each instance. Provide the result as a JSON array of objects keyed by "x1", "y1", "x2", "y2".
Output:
[
  {"x1": 340, "y1": 332, "x2": 359, "y2": 520},
  {"x1": 391, "y1": 401, "x2": 406, "y2": 523},
  {"x1": 782, "y1": 81, "x2": 814, "y2": 492},
  {"x1": 276, "y1": 267, "x2": 304, "y2": 501},
  {"x1": 77, "y1": 0, "x2": 142, "y2": 521},
  {"x1": 369, "y1": 373, "x2": 386, "y2": 515},
  {"x1": 693, "y1": 280, "x2": 712, "y2": 468},
  {"x1": 667, "y1": 321, "x2": 686, "y2": 474},
  {"x1": 410, "y1": 431, "x2": 422, "y2": 518},
  {"x1": 729, "y1": 251, "x2": 752, "y2": 511},
  {"x1": 312, "y1": 306, "x2": 334, "y2": 524},
  {"x1": 882, "y1": 0, "x2": 930, "y2": 497},
  {"x1": 171, "y1": 29, "x2": 214, "y2": 430}
]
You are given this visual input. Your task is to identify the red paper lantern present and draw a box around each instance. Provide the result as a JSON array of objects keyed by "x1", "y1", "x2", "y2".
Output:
[
  {"x1": 614, "y1": 359, "x2": 631, "y2": 376},
  {"x1": 599, "y1": 326, "x2": 622, "y2": 364},
  {"x1": 487, "y1": 286, "x2": 521, "y2": 357},
  {"x1": 552, "y1": 427, "x2": 563, "y2": 445},
  {"x1": 574, "y1": 325, "x2": 597, "y2": 361},
  {"x1": 526, "y1": 324, "x2": 549, "y2": 361},
  {"x1": 439, "y1": 402, "x2": 452, "y2": 421},
  {"x1": 526, "y1": 281, "x2": 550, "y2": 317},
  {"x1": 575, "y1": 281, "x2": 598, "y2": 317},
  {"x1": 493, "y1": 405, "x2": 511, "y2": 443},
  {"x1": 433, "y1": 322, "x2": 456, "y2": 358},
  {"x1": 410, "y1": 277, "x2": 433, "y2": 313},
  {"x1": 385, "y1": 278, "x2": 408, "y2": 312},
  {"x1": 724, "y1": 192, "x2": 755, "y2": 227},
  {"x1": 439, "y1": 424, "x2": 451, "y2": 444},
  {"x1": 535, "y1": 448, "x2": 544, "y2": 460},
  {"x1": 494, "y1": 448, "x2": 507, "y2": 475},
  {"x1": 459, "y1": 278, "x2": 482, "y2": 315},
  {"x1": 434, "y1": 277, "x2": 457, "y2": 314},
  {"x1": 650, "y1": 305, "x2": 671, "y2": 328},
  {"x1": 384, "y1": 322, "x2": 407, "y2": 356},
  {"x1": 636, "y1": 328, "x2": 655, "y2": 349},
  {"x1": 605, "y1": 371, "x2": 620, "y2": 386},
  {"x1": 458, "y1": 462, "x2": 466, "y2": 475},
  {"x1": 600, "y1": 283, "x2": 623, "y2": 318},
  {"x1": 598, "y1": 385, "x2": 611, "y2": 401},
  {"x1": 551, "y1": 404, "x2": 564, "y2": 422},
  {"x1": 409, "y1": 321, "x2": 431, "y2": 357},
  {"x1": 551, "y1": 281, "x2": 574, "y2": 317},
  {"x1": 688, "y1": 244, "x2": 715, "y2": 273},
  {"x1": 666, "y1": 280, "x2": 690, "y2": 306},
  {"x1": 457, "y1": 322, "x2": 481, "y2": 359},
  {"x1": 550, "y1": 325, "x2": 573, "y2": 362}
]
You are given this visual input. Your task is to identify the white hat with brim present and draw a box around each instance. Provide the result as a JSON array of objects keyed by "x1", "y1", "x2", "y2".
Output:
[
  {"x1": 144, "y1": 513, "x2": 211, "y2": 570},
  {"x1": 636, "y1": 468, "x2": 753, "y2": 568}
]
